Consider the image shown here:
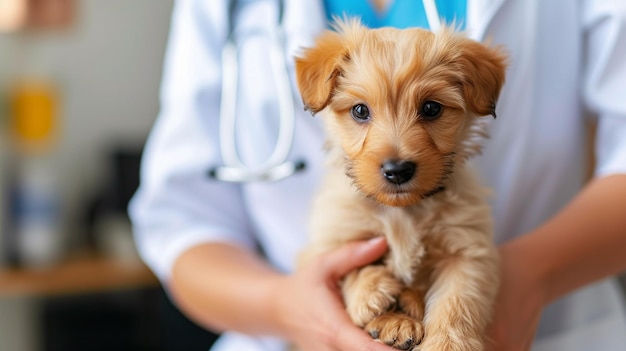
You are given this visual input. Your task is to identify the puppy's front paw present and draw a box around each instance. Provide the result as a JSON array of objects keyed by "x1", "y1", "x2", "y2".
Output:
[
  {"x1": 365, "y1": 312, "x2": 424, "y2": 350},
  {"x1": 343, "y1": 266, "x2": 403, "y2": 327}
]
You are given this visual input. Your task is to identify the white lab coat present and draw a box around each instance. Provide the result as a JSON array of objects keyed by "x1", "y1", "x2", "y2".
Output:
[{"x1": 129, "y1": 0, "x2": 626, "y2": 350}]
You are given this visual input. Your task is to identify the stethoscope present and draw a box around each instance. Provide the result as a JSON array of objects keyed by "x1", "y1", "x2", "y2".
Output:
[
  {"x1": 209, "y1": 0, "x2": 442, "y2": 183},
  {"x1": 209, "y1": 0, "x2": 306, "y2": 182}
]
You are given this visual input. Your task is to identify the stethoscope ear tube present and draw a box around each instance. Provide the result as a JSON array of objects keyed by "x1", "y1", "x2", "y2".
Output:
[{"x1": 218, "y1": 40, "x2": 242, "y2": 169}]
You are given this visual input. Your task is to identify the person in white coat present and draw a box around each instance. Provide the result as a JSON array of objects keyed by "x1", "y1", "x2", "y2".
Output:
[{"x1": 129, "y1": 0, "x2": 626, "y2": 350}]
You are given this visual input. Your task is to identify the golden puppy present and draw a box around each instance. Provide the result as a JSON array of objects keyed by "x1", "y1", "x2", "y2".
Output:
[{"x1": 295, "y1": 20, "x2": 506, "y2": 351}]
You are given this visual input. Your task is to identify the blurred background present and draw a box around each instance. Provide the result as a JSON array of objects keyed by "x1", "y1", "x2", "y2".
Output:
[{"x1": 0, "y1": 0, "x2": 217, "y2": 350}]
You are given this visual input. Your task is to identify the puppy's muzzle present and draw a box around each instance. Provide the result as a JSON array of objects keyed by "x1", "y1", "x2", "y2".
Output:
[{"x1": 381, "y1": 160, "x2": 416, "y2": 185}]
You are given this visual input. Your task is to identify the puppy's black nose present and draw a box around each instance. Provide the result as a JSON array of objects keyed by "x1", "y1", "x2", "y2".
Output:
[{"x1": 381, "y1": 160, "x2": 416, "y2": 185}]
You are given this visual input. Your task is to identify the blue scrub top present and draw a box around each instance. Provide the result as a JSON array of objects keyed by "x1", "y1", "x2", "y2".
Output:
[{"x1": 323, "y1": 0, "x2": 467, "y2": 30}]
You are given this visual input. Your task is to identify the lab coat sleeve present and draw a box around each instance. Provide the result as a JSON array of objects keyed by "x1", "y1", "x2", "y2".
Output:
[
  {"x1": 129, "y1": 0, "x2": 257, "y2": 282},
  {"x1": 581, "y1": 1, "x2": 626, "y2": 177}
]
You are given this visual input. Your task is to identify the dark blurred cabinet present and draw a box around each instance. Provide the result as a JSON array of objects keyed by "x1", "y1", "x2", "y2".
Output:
[{"x1": 41, "y1": 287, "x2": 219, "y2": 351}]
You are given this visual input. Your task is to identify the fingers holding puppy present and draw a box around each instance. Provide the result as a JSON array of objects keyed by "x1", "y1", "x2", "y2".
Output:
[{"x1": 288, "y1": 237, "x2": 397, "y2": 351}]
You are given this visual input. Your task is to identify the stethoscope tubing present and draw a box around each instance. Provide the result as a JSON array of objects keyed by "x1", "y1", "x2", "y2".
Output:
[{"x1": 210, "y1": 0, "x2": 305, "y2": 182}]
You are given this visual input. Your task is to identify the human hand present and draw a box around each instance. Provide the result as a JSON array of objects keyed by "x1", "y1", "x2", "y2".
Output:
[
  {"x1": 485, "y1": 243, "x2": 547, "y2": 351},
  {"x1": 273, "y1": 237, "x2": 396, "y2": 351}
]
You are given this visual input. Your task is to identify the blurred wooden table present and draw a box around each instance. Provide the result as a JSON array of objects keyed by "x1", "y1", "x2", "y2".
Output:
[{"x1": 0, "y1": 254, "x2": 159, "y2": 298}]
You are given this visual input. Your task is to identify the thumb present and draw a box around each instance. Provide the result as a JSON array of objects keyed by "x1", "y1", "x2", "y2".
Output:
[{"x1": 320, "y1": 236, "x2": 388, "y2": 280}]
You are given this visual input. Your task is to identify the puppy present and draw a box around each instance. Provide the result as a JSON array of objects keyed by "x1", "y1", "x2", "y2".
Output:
[{"x1": 295, "y1": 20, "x2": 506, "y2": 351}]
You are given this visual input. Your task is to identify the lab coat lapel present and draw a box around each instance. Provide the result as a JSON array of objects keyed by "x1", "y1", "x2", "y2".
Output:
[
  {"x1": 468, "y1": 0, "x2": 510, "y2": 40},
  {"x1": 283, "y1": 0, "x2": 326, "y2": 58}
]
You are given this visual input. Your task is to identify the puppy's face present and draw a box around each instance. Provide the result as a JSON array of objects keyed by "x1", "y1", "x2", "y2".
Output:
[{"x1": 296, "y1": 21, "x2": 506, "y2": 207}]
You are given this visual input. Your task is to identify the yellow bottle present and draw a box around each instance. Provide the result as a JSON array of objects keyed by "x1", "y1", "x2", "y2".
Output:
[
  {"x1": 7, "y1": 77, "x2": 63, "y2": 267},
  {"x1": 9, "y1": 78, "x2": 58, "y2": 151}
]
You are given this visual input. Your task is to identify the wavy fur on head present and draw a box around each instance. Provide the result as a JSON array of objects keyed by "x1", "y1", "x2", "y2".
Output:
[{"x1": 296, "y1": 20, "x2": 506, "y2": 351}]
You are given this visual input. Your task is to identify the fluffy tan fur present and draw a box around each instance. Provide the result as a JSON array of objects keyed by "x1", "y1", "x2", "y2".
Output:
[{"x1": 295, "y1": 20, "x2": 506, "y2": 351}]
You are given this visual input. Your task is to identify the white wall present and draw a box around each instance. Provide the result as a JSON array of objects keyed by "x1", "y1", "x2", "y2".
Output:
[{"x1": 0, "y1": 1, "x2": 174, "y2": 349}]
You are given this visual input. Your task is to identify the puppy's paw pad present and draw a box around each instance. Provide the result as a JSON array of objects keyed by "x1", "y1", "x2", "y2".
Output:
[{"x1": 365, "y1": 312, "x2": 423, "y2": 350}]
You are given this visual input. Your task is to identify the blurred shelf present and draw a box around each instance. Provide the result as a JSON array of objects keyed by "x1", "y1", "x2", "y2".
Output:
[{"x1": 0, "y1": 254, "x2": 159, "y2": 298}]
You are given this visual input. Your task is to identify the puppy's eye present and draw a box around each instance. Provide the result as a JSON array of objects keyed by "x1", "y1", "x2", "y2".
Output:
[
  {"x1": 351, "y1": 104, "x2": 371, "y2": 122},
  {"x1": 420, "y1": 101, "x2": 443, "y2": 121}
]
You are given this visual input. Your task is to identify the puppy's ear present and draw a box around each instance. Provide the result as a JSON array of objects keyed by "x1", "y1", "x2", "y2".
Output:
[
  {"x1": 458, "y1": 41, "x2": 507, "y2": 118},
  {"x1": 295, "y1": 31, "x2": 348, "y2": 114}
]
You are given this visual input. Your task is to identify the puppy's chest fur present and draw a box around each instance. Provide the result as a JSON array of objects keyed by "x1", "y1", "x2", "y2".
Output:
[{"x1": 307, "y1": 162, "x2": 493, "y2": 288}]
